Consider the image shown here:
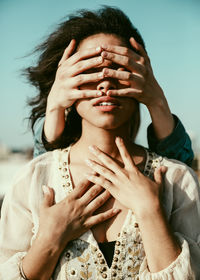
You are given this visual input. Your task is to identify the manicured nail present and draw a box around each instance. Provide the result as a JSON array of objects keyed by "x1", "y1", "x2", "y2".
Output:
[
  {"x1": 84, "y1": 173, "x2": 93, "y2": 180},
  {"x1": 101, "y1": 51, "x2": 107, "y2": 58},
  {"x1": 101, "y1": 45, "x2": 108, "y2": 50},
  {"x1": 113, "y1": 208, "x2": 121, "y2": 214},
  {"x1": 42, "y1": 185, "x2": 50, "y2": 195},
  {"x1": 96, "y1": 46, "x2": 101, "y2": 52},
  {"x1": 89, "y1": 145, "x2": 98, "y2": 155},
  {"x1": 97, "y1": 56, "x2": 103, "y2": 63},
  {"x1": 98, "y1": 72, "x2": 103, "y2": 78},
  {"x1": 116, "y1": 136, "x2": 122, "y2": 143},
  {"x1": 85, "y1": 159, "x2": 94, "y2": 167},
  {"x1": 103, "y1": 68, "x2": 109, "y2": 75}
]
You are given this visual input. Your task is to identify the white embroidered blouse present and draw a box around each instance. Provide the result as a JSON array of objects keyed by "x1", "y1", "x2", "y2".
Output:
[{"x1": 0, "y1": 147, "x2": 200, "y2": 280}]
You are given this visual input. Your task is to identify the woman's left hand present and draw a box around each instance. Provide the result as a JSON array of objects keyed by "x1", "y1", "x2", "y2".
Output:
[
  {"x1": 85, "y1": 137, "x2": 167, "y2": 217},
  {"x1": 100, "y1": 37, "x2": 166, "y2": 110}
]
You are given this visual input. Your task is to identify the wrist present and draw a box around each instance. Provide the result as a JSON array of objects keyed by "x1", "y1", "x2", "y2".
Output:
[
  {"x1": 134, "y1": 198, "x2": 162, "y2": 221},
  {"x1": 46, "y1": 97, "x2": 66, "y2": 115},
  {"x1": 35, "y1": 231, "x2": 67, "y2": 256},
  {"x1": 147, "y1": 94, "x2": 168, "y2": 113}
]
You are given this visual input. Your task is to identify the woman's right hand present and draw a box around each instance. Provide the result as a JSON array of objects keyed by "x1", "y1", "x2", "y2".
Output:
[
  {"x1": 44, "y1": 39, "x2": 105, "y2": 143},
  {"x1": 37, "y1": 180, "x2": 119, "y2": 250},
  {"x1": 22, "y1": 180, "x2": 119, "y2": 280},
  {"x1": 47, "y1": 39, "x2": 105, "y2": 111}
]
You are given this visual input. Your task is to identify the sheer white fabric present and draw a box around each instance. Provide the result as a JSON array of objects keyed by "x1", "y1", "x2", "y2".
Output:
[{"x1": 0, "y1": 149, "x2": 199, "y2": 279}]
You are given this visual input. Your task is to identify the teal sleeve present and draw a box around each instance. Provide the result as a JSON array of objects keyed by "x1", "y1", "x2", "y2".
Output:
[
  {"x1": 147, "y1": 115, "x2": 194, "y2": 166},
  {"x1": 33, "y1": 118, "x2": 47, "y2": 157}
]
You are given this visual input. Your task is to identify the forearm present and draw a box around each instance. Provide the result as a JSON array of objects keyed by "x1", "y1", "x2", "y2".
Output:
[
  {"x1": 22, "y1": 234, "x2": 65, "y2": 280},
  {"x1": 44, "y1": 100, "x2": 65, "y2": 143},
  {"x1": 135, "y1": 201, "x2": 181, "y2": 273},
  {"x1": 147, "y1": 94, "x2": 175, "y2": 140}
]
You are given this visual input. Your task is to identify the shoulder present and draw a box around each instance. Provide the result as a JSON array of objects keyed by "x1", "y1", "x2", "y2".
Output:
[
  {"x1": 157, "y1": 155, "x2": 200, "y2": 202},
  {"x1": 11, "y1": 148, "x2": 69, "y2": 189},
  {"x1": 145, "y1": 149, "x2": 199, "y2": 192},
  {"x1": 161, "y1": 157, "x2": 198, "y2": 184}
]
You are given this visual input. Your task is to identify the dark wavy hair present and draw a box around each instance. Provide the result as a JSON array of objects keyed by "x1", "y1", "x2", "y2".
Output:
[{"x1": 26, "y1": 6, "x2": 146, "y2": 150}]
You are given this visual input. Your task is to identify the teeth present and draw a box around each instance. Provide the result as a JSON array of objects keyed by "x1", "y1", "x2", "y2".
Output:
[{"x1": 98, "y1": 102, "x2": 116, "y2": 106}]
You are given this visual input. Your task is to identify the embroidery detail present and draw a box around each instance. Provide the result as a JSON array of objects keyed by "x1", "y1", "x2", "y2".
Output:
[{"x1": 58, "y1": 148, "x2": 160, "y2": 279}]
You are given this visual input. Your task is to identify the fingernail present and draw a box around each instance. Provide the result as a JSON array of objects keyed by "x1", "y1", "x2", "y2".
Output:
[
  {"x1": 89, "y1": 145, "x2": 98, "y2": 155},
  {"x1": 97, "y1": 91, "x2": 103, "y2": 96},
  {"x1": 101, "y1": 51, "x2": 107, "y2": 58},
  {"x1": 97, "y1": 56, "x2": 103, "y2": 63},
  {"x1": 42, "y1": 185, "x2": 50, "y2": 195},
  {"x1": 84, "y1": 173, "x2": 93, "y2": 180},
  {"x1": 116, "y1": 136, "x2": 123, "y2": 143},
  {"x1": 98, "y1": 72, "x2": 103, "y2": 78},
  {"x1": 96, "y1": 46, "x2": 101, "y2": 52},
  {"x1": 101, "y1": 45, "x2": 108, "y2": 50},
  {"x1": 103, "y1": 68, "x2": 109, "y2": 75},
  {"x1": 85, "y1": 159, "x2": 94, "y2": 167},
  {"x1": 113, "y1": 208, "x2": 121, "y2": 214}
]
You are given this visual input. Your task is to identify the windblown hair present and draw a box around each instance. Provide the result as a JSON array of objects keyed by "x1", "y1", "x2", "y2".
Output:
[{"x1": 26, "y1": 6, "x2": 146, "y2": 149}]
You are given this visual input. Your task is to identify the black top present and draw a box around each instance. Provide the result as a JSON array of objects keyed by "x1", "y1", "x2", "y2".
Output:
[{"x1": 98, "y1": 241, "x2": 116, "y2": 268}]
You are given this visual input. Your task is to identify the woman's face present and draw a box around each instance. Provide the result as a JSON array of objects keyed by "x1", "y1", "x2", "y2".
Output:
[{"x1": 75, "y1": 33, "x2": 138, "y2": 130}]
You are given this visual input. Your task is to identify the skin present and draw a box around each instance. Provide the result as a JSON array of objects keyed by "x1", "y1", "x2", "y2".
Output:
[
  {"x1": 44, "y1": 34, "x2": 175, "y2": 143},
  {"x1": 23, "y1": 34, "x2": 180, "y2": 279}
]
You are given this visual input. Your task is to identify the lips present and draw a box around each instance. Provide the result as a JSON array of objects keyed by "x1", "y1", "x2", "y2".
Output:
[{"x1": 93, "y1": 96, "x2": 120, "y2": 107}]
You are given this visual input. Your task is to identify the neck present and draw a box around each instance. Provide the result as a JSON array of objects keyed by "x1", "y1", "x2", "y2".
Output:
[{"x1": 72, "y1": 119, "x2": 133, "y2": 159}]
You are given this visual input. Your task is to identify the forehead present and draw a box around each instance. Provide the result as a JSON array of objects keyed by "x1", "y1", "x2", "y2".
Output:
[{"x1": 77, "y1": 33, "x2": 127, "y2": 50}]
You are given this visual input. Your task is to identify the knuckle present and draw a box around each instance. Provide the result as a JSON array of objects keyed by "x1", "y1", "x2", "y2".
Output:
[
  {"x1": 127, "y1": 72, "x2": 132, "y2": 80},
  {"x1": 90, "y1": 188, "x2": 98, "y2": 197},
  {"x1": 96, "y1": 197, "x2": 104, "y2": 207},
  {"x1": 123, "y1": 48, "x2": 129, "y2": 56},
  {"x1": 75, "y1": 75, "x2": 83, "y2": 84},
  {"x1": 140, "y1": 56, "x2": 145, "y2": 65},
  {"x1": 79, "y1": 91, "x2": 87, "y2": 98},
  {"x1": 124, "y1": 56, "x2": 130, "y2": 65},
  {"x1": 98, "y1": 177, "x2": 105, "y2": 186}
]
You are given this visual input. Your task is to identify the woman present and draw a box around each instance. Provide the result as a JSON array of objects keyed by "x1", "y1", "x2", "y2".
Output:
[{"x1": 0, "y1": 7, "x2": 200, "y2": 280}]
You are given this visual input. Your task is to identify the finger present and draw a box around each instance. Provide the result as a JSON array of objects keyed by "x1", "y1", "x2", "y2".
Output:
[
  {"x1": 101, "y1": 44, "x2": 140, "y2": 61},
  {"x1": 154, "y1": 166, "x2": 168, "y2": 185},
  {"x1": 85, "y1": 190, "x2": 111, "y2": 215},
  {"x1": 115, "y1": 137, "x2": 137, "y2": 171},
  {"x1": 103, "y1": 68, "x2": 145, "y2": 82},
  {"x1": 85, "y1": 158, "x2": 117, "y2": 182},
  {"x1": 72, "y1": 71, "x2": 104, "y2": 87},
  {"x1": 41, "y1": 185, "x2": 55, "y2": 208},
  {"x1": 129, "y1": 37, "x2": 149, "y2": 63},
  {"x1": 74, "y1": 89, "x2": 103, "y2": 99},
  {"x1": 85, "y1": 172, "x2": 113, "y2": 192},
  {"x1": 72, "y1": 179, "x2": 92, "y2": 199},
  {"x1": 85, "y1": 208, "x2": 120, "y2": 228},
  {"x1": 58, "y1": 39, "x2": 76, "y2": 67},
  {"x1": 79, "y1": 184, "x2": 103, "y2": 205},
  {"x1": 101, "y1": 51, "x2": 145, "y2": 73},
  {"x1": 107, "y1": 88, "x2": 142, "y2": 97},
  {"x1": 88, "y1": 145, "x2": 122, "y2": 175},
  {"x1": 71, "y1": 56, "x2": 103, "y2": 76},
  {"x1": 67, "y1": 46, "x2": 102, "y2": 66}
]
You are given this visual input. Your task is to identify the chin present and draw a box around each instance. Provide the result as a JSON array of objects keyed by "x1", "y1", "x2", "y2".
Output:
[{"x1": 88, "y1": 116, "x2": 129, "y2": 130}]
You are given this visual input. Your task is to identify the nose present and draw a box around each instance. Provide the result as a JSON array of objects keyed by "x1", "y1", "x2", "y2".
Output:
[{"x1": 97, "y1": 78, "x2": 117, "y2": 94}]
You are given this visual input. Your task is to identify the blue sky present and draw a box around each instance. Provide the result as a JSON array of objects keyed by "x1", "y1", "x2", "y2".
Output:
[{"x1": 0, "y1": 0, "x2": 200, "y2": 154}]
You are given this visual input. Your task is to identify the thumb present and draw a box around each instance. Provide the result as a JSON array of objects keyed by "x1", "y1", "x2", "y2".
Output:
[
  {"x1": 129, "y1": 37, "x2": 150, "y2": 63},
  {"x1": 42, "y1": 185, "x2": 55, "y2": 208},
  {"x1": 154, "y1": 166, "x2": 168, "y2": 185}
]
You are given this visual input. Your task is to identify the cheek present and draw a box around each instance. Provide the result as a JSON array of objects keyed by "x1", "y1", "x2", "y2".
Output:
[{"x1": 75, "y1": 100, "x2": 89, "y2": 117}]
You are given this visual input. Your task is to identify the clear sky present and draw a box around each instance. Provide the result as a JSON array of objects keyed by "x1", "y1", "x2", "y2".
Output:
[{"x1": 0, "y1": 0, "x2": 200, "y2": 154}]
